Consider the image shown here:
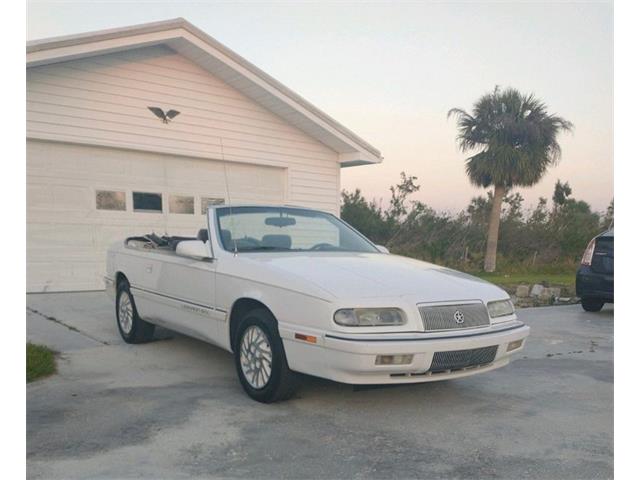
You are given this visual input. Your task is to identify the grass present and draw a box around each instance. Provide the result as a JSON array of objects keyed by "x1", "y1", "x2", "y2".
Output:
[
  {"x1": 475, "y1": 271, "x2": 576, "y2": 295},
  {"x1": 27, "y1": 343, "x2": 57, "y2": 383},
  {"x1": 476, "y1": 271, "x2": 575, "y2": 286}
]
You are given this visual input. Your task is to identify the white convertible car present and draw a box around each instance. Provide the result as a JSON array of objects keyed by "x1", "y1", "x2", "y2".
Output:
[{"x1": 105, "y1": 205, "x2": 529, "y2": 402}]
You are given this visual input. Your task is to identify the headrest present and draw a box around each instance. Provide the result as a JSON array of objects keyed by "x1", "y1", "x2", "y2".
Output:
[
  {"x1": 262, "y1": 234, "x2": 292, "y2": 249},
  {"x1": 197, "y1": 229, "x2": 209, "y2": 242},
  {"x1": 220, "y1": 229, "x2": 232, "y2": 247}
]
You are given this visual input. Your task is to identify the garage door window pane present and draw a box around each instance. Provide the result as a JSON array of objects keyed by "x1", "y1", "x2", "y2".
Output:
[
  {"x1": 96, "y1": 190, "x2": 126, "y2": 211},
  {"x1": 201, "y1": 197, "x2": 225, "y2": 214},
  {"x1": 170, "y1": 195, "x2": 194, "y2": 214},
  {"x1": 133, "y1": 192, "x2": 163, "y2": 213}
]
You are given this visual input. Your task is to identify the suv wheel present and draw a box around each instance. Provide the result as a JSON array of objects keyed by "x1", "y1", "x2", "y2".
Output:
[{"x1": 581, "y1": 298, "x2": 605, "y2": 312}]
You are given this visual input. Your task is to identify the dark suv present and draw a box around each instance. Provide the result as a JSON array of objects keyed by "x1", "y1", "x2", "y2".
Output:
[{"x1": 576, "y1": 229, "x2": 614, "y2": 312}]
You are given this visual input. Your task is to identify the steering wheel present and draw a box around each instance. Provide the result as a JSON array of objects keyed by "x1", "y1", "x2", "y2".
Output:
[{"x1": 310, "y1": 243, "x2": 336, "y2": 251}]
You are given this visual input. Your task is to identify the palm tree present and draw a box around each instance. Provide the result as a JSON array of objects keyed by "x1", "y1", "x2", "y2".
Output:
[{"x1": 448, "y1": 86, "x2": 573, "y2": 272}]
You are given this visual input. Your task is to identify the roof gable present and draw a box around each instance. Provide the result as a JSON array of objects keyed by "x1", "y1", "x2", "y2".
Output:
[{"x1": 27, "y1": 18, "x2": 382, "y2": 167}]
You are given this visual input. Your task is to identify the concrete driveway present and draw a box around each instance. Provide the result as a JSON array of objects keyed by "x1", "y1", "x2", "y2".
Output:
[{"x1": 27, "y1": 292, "x2": 613, "y2": 479}]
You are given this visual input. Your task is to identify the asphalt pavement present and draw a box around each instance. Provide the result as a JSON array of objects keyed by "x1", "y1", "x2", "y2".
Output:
[{"x1": 26, "y1": 292, "x2": 613, "y2": 479}]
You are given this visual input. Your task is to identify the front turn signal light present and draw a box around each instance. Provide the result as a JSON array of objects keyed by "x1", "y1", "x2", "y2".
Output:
[{"x1": 507, "y1": 339, "x2": 524, "y2": 352}]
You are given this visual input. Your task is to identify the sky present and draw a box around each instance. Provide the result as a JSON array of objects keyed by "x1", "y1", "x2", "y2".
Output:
[{"x1": 27, "y1": 0, "x2": 613, "y2": 215}]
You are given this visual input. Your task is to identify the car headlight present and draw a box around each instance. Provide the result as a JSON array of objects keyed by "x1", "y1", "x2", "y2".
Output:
[
  {"x1": 487, "y1": 299, "x2": 515, "y2": 319},
  {"x1": 334, "y1": 308, "x2": 407, "y2": 327}
]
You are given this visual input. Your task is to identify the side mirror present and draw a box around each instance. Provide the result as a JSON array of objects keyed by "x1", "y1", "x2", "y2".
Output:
[
  {"x1": 176, "y1": 240, "x2": 212, "y2": 260},
  {"x1": 376, "y1": 245, "x2": 390, "y2": 254}
]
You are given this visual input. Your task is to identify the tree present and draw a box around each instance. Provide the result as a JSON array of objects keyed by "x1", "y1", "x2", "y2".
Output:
[
  {"x1": 448, "y1": 86, "x2": 573, "y2": 271},
  {"x1": 552, "y1": 180, "x2": 572, "y2": 210},
  {"x1": 341, "y1": 172, "x2": 421, "y2": 247},
  {"x1": 552, "y1": 199, "x2": 600, "y2": 258},
  {"x1": 386, "y1": 172, "x2": 420, "y2": 223},
  {"x1": 602, "y1": 199, "x2": 614, "y2": 230},
  {"x1": 340, "y1": 189, "x2": 388, "y2": 243}
]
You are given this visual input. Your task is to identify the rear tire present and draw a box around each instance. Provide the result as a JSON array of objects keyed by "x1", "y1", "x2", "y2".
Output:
[
  {"x1": 116, "y1": 281, "x2": 155, "y2": 343},
  {"x1": 233, "y1": 308, "x2": 299, "y2": 403},
  {"x1": 581, "y1": 298, "x2": 605, "y2": 312}
]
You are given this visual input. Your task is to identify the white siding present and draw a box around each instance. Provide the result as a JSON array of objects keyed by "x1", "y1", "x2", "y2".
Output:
[
  {"x1": 26, "y1": 45, "x2": 341, "y2": 214},
  {"x1": 27, "y1": 140, "x2": 288, "y2": 291}
]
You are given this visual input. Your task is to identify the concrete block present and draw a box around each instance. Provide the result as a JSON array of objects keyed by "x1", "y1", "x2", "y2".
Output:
[
  {"x1": 530, "y1": 284, "x2": 544, "y2": 297},
  {"x1": 548, "y1": 287, "x2": 562, "y2": 298}
]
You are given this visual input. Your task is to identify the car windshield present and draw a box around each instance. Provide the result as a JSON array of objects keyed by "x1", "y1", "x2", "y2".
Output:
[{"x1": 215, "y1": 206, "x2": 379, "y2": 253}]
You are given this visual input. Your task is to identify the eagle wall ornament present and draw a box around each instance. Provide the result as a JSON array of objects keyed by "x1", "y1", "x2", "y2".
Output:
[{"x1": 147, "y1": 106, "x2": 181, "y2": 124}]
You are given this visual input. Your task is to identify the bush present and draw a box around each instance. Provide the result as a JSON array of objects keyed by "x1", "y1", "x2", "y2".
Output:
[{"x1": 341, "y1": 174, "x2": 610, "y2": 273}]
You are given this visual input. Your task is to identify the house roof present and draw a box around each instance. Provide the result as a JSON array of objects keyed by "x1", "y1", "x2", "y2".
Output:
[{"x1": 27, "y1": 18, "x2": 382, "y2": 167}]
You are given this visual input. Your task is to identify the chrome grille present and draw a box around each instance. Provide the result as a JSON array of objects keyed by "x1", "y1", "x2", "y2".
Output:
[
  {"x1": 418, "y1": 302, "x2": 490, "y2": 331},
  {"x1": 429, "y1": 346, "x2": 498, "y2": 372}
]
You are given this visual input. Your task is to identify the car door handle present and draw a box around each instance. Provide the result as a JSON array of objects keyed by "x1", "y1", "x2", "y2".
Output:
[{"x1": 145, "y1": 265, "x2": 153, "y2": 273}]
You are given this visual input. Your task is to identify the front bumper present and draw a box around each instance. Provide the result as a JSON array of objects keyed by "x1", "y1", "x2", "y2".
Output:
[{"x1": 282, "y1": 322, "x2": 530, "y2": 385}]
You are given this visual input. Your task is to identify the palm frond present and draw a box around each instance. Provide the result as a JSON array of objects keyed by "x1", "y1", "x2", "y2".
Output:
[{"x1": 449, "y1": 87, "x2": 573, "y2": 188}]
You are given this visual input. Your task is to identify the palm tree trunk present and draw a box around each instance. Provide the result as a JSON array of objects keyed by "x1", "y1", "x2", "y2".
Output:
[{"x1": 483, "y1": 184, "x2": 505, "y2": 272}]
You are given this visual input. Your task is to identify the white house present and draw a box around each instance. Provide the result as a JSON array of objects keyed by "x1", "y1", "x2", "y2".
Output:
[{"x1": 26, "y1": 18, "x2": 382, "y2": 292}]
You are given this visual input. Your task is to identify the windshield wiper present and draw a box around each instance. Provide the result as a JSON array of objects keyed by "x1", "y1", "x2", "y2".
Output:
[{"x1": 236, "y1": 246, "x2": 292, "y2": 252}]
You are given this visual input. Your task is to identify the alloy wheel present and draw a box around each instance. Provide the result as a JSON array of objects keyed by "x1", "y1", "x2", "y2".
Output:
[
  {"x1": 118, "y1": 292, "x2": 134, "y2": 334},
  {"x1": 239, "y1": 325, "x2": 273, "y2": 389}
]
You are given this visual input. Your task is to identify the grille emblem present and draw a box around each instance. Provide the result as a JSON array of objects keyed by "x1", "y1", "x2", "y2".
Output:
[{"x1": 453, "y1": 310, "x2": 465, "y2": 324}]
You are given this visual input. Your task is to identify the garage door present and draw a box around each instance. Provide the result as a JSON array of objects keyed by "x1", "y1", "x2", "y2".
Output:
[{"x1": 27, "y1": 140, "x2": 286, "y2": 292}]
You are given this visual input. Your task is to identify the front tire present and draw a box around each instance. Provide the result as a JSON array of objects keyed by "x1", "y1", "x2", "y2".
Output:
[
  {"x1": 116, "y1": 282, "x2": 155, "y2": 343},
  {"x1": 233, "y1": 308, "x2": 298, "y2": 403},
  {"x1": 581, "y1": 297, "x2": 605, "y2": 312}
]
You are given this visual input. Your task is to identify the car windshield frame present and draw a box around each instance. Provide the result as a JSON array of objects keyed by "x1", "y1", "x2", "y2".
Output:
[{"x1": 214, "y1": 206, "x2": 380, "y2": 254}]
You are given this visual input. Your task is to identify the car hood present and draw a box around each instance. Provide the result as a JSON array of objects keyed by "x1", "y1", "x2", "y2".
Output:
[{"x1": 238, "y1": 252, "x2": 508, "y2": 302}]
